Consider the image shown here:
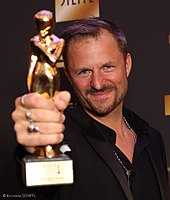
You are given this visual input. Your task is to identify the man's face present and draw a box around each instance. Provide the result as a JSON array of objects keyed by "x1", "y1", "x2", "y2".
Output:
[{"x1": 66, "y1": 30, "x2": 132, "y2": 117}]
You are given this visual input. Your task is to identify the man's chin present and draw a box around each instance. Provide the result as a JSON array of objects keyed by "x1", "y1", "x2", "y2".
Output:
[{"x1": 86, "y1": 104, "x2": 114, "y2": 117}]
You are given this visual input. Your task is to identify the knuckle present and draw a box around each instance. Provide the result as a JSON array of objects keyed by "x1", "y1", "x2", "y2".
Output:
[
  {"x1": 60, "y1": 113, "x2": 65, "y2": 122},
  {"x1": 16, "y1": 133, "x2": 26, "y2": 145},
  {"x1": 15, "y1": 96, "x2": 21, "y2": 106},
  {"x1": 56, "y1": 124, "x2": 65, "y2": 133},
  {"x1": 13, "y1": 123, "x2": 20, "y2": 133},
  {"x1": 61, "y1": 124, "x2": 65, "y2": 132},
  {"x1": 58, "y1": 133, "x2": 64, "y2": 143},
  {"x1": 11, "y1": 111, "x2": 16, "y2": 121}
]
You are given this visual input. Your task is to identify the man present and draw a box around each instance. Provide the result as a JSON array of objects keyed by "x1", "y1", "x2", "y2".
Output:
[{"x1": 12, "y1": 18, "x2": 170, "y2": 200}]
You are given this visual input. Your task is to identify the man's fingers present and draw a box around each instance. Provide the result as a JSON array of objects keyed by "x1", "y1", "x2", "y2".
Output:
[
  {"x1": 15, "y1": 91, "x2": 71, "y2": 111},
  {"x1": 15, "y1": 122, "x2": 64, "y2": 147},
  {"x1": 13, "y1": 108, "x2": 65, "y2": 123},
  {"x1": 12, "y1": 91, "x2": 69, "y2": 150},
  {"x1": 54, "y1": 91, "x2": 71, "y2": 111},
  {"x1": 17, "y1": 132, "x2": 64, "y2": 147},
  {"x1": 16, "y1": 93, "x2": 56, "y2": 110}
]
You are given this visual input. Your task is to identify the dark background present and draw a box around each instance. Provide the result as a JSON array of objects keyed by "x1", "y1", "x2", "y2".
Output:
[{"x1": 0, "y1": 0, "x2": 170, "y2": 198}]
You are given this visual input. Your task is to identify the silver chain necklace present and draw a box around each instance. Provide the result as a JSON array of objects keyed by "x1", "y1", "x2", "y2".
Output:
[
  {"x1": 123, "y1": 116, "x2": 137, "y2": 144},
  {"x1": 113, "y1": 149, "x2": 132, "y2": 187},
  {"x1": 113, "y1": 116, "x2": 137, "y2": 187}
]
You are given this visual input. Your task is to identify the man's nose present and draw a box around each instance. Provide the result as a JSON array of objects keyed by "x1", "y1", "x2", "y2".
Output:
[{"x1": 90, "y1": 72, "x2": 105, "y2": 90}]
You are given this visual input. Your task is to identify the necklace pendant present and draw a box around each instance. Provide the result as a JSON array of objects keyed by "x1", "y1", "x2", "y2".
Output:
[
  {"x1": 126, "y1": 170, "x2": 131, "y2": 178},
  {"x1": 126, "y1": 170, "x2": 132, "y2": 188}
]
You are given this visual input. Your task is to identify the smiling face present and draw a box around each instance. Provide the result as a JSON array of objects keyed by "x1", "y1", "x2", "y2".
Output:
[{"x1": 66, "y1": 30, "x2": 132, "y2": 117}]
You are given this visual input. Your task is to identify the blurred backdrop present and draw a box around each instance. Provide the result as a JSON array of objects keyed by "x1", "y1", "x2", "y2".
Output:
[{"x1": 0, "y1": 0, "x2": 170, "y2": 198}]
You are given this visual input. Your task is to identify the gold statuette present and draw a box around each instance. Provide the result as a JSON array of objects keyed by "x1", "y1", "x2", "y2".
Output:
[{"x1": 22, "y1": 10, "x2": 73, "y2": 187}]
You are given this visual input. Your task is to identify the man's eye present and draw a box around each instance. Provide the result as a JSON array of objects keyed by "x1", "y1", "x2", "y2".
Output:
[
  {"x1": 79, "y1": 70, "x2": 91, "y2": 76},
  {"x1": 103, "y1": 65, "x2": 114, "y2": 70}
]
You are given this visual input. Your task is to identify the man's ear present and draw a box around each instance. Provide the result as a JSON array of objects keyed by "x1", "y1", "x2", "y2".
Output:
[{"x1": 125, "y1": 53, "x2": 132, "y2": 78}]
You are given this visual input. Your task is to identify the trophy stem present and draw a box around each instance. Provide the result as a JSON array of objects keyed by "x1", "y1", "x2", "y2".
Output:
[{"x1": 34, "y1": 145, "x2": 62, "y2": 158}]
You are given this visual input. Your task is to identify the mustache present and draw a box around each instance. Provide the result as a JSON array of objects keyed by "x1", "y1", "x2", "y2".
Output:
[{"x1": 85, "y1": 85, "x2": 116, "y2": 95}]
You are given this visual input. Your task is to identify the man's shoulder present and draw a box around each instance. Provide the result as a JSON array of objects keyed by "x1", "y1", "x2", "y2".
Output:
[{"x1": 123, "y1": 107, "x2": 162, "y2": 138}]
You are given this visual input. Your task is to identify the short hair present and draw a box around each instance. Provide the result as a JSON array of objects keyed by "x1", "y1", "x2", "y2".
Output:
[{"x1": 60, "y1": 17, "x2": 128, "y2": 68}]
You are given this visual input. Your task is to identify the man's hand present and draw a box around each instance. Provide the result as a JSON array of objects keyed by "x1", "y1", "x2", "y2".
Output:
[{"x1": 11, "y1": 91, "x2": 71, "y2": 154}]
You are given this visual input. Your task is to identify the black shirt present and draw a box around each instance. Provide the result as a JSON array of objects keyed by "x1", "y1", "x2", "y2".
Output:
[{"x1": 94, "y1": 117, "x2": 162, "y2": 200}]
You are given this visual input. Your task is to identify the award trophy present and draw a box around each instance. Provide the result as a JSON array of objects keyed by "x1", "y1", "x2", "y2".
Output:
[{"x1": 22, "y1": 10, "x2": 73, "y2": 187}]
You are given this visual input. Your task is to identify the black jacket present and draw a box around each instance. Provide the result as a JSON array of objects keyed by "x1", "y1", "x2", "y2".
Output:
[{"x1": 15, "y1": 104, "x2": 170, "y2": 200}]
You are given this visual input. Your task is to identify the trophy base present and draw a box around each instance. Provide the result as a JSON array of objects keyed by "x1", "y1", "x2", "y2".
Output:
[{"x1": 22, "y1": 154, "x2": 73, "y2": 187}]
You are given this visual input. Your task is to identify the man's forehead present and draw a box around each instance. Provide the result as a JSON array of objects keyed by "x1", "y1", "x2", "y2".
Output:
[{"x1": 68, "y1": 30, "x2": 115, "y2": 48}]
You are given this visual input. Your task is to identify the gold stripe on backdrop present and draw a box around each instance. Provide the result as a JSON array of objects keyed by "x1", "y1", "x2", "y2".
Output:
[
  {"x1": 164, "y1": 95, "x2": 170, "y2": 116},
  {"x1": 55, "y1": 0, "x2": 99, "y2": 23}
]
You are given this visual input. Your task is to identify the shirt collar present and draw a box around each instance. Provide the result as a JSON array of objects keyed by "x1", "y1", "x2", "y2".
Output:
[{"x1": 67, "y1": 103, "x2": 149, "y2": 144}]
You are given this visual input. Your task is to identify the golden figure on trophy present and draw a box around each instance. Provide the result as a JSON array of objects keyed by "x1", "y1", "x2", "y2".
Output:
[
  {"x1": 28, "y1": 10, "x2": 64, "y2": 100},
  {"x1": 22, "y1": 10, "x2": 73, "y2": 187}
]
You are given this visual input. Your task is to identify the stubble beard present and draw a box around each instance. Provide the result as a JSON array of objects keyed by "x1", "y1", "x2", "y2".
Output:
[{"x1": 73, "y1": 84, "x2": 128, "y2": 117}]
